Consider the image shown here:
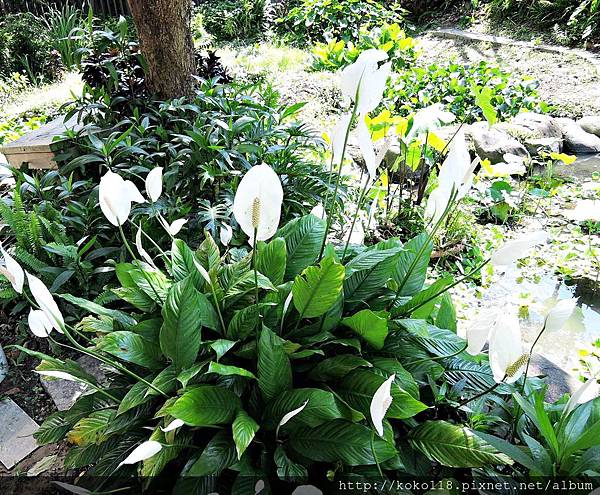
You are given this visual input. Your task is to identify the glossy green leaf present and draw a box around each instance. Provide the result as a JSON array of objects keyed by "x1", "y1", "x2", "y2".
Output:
[{"x1": 170, "y1": 385, "x2": 241, "y2": 426}]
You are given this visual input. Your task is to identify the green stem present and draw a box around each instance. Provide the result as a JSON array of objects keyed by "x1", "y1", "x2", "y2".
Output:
[
  {"x1": 341, "y1": 175, "x2": 372, "y2": 263},
  {"x1": 520, "y1": 323, "x2": 546, "y2": 394},
  {"x1": 371, "y1": 430, "x2": 384, "y2": 478},
  {"x1": 458, "y1": 379, "x2": 503, "y2": 408}
]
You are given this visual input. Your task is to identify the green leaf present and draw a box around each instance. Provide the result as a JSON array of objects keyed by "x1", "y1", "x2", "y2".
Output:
[
  {"x1": 339, "y1": 369, "x2": 428, "y2": 420},
  {"x1": 394, "y1": 276, "x2": 454, "y2": 317},
  {"x1": 256, "y1": 237, "x2": 287, "y2": 286},
  {"x1": 226, "y1": 303, "x2": 273, "y2": 340},
  {"x1": 275, "y1": 446, "x2": 307, "y2": 481},
  {"x1": 289, "y1": 419, "x2": 396, "y2": 466},
  {"x1": 160, "y1": 277, "x2": 204, "y2": 370},
  {"x1": 208, "y1": 362, "x2": 256, "y2": 379},
  {"x1": 292, "y1": 255, "x2": 345, "y2": 318},
  {"x1": 169, "y1": 385, "x2": 241, "y2": 426},
  {"x1": 232, "y1": 410, "x2": 259, "y2": 459},
  {"x1": 34, "y1": 412, "x2": 73, "y2": 445},
  {"x1": 342, "y1": 309, "x2": 389, "y2": 350},
  {"x1": 308, "y1": 354, "x2": 372, "y2": 381},
  {"x1": 393, "y1": 234, "x2": 433, "y2": 297},
  {"x1": 130, "y1": 268, "x2": 171, "y2": 303},
  {"x1": 171, "y1": 238, "x2": 204, "y2": 289},
  {"x1": 436, "y1": 292, "x2": 457, "y2": 331},
  {"x1": 473, "y1": 84, "x2": 497, "y2": 125},
  {"x1": 185, "y1": 430, "x2": 237, "y2": 477},
  {"x1": 59, "y1": 293, "x2": 136, "y2": 327},
  {"x1": 258, "y1": 325, "x2": 292, "y2": 402},
  {"x1": 473, "y1": 431, "x2": 541, "y2": 472},
  {"x1": 196, "y1": 231, "x2": 221, "y2": 272},
  {"x1": 263, "y1": 388, "x2": 348, "y2": 431},
  {"x1": 209, "y1": 339, "x2": 237, "y2": 361},
  {"x1": 67, "y1": 410, "x2": 116, "y2": 446},
  {"x1": 95, "y1": 331, "x2": 163, "y2": 369},
  {"x1": 277, "y1": 214, "x2": 326, "y2": 281},
  {"x1": 409, "y1": 420, "x2": 513, "y2": 468}
]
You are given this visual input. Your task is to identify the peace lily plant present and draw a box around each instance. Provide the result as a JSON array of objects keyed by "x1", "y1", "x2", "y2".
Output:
[{"x1": 2, "y1": 52, "x2": 598, "y2": 493}]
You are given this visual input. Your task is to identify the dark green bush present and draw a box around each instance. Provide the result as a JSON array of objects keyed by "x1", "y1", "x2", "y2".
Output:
[
  {"x1": 279, "y1": 0, "x2": 407, "y2": 45},
  {"x1": 0, "y1": 12, "x2": 61, "y2": 82},
  {"x1": 195, "y1": 0, "x2": 266, "y2": 41}
]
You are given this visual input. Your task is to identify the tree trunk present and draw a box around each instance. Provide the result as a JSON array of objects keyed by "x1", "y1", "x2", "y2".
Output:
[{"x1": 127, "y1": 0, "x2": 196, "y2": 99}]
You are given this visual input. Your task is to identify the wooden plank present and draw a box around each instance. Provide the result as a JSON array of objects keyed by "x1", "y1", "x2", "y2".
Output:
[{"x1": 0, "y1": 115, "x2": 83, "y2": 154}]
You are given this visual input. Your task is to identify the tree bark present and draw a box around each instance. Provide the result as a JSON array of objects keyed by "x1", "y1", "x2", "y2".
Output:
[{"x1": 127, "y1": 0, "x2": 196, "y2": 99}]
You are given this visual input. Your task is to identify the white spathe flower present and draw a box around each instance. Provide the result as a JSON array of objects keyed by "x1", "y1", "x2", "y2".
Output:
[
  {"x1": 544, "y1": 298, "x2": 577, "y2": 333},
  {"x1": 370, "y1": 374, "x2": 395, "y2": 437},
  {"x1": 35, "y1": 370, "x2": 80, "y2": 382},
  {"x1": 160, "y1": 418, "x2": 185, "y2": 432},
  {"x1": 135, "y1": 226, "x2": 157, "y2": 269},
  {"x1": 278, "y1": 400, "x2": 309, "y2": 430},
  {"x1": 565, "y1": 199, "x2": 600, "y2": 223},
  {"x1": 192, "y1": 257, "x2": 212, "y2": 286},
  {"x1": 233, "y1": 164, "x2": 283, "y2": 244},
  {"x1": 118, "y1": 440, "x2": 162, "y2": 468},
  {"x1": 159, "y1": 216, "x2": 187, "y2": 236},
  {"x1": 99, "y1": 170, "x2": 145, "y2": 226},
  {"x1": 310, "y1": 203, "x2": 326, "y2": 220},
  {"x1": 220, "y1": 223, "x2": 233, "y2": 246},
  {"x1": 405, "y1": 103, "x2": 456, "y2": 143},
  {"x1": 0, "y1": 245, "x2": 24, "y2": 294},
  {"x1": 145, "y1": 167, "x2": 163, "y2": 203},
  {"x1": 490, "y1": 231, "x2": 548, "y2": 267},
  {"x1": 340, "y1": 49, "x2": 390, "y2": 116},
  {"x1": 331, "y1": 113, "x2": 352, "y2": 166},
  {"x1": 26, "y1": 272, "x2": 64, "y2": 333},
  {"x1": 466, "y1": 306, "x2": 501, "y2": 355},
  {"x1": 488, "y1": 313, "x2": 527, "y2": 384},
  {"x1": 357, "y1": 117, "x2": 378, "y2": 178},
  {"x1": 28, "y1": 309, "x2": 54, "y2": 338},
  {"x1": 564, "y1": 373, "x2": 600, "y2": 416}
]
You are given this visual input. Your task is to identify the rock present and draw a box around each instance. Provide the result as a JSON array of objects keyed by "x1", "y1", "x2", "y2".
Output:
[
  {"x1": 0, "y1": 344, "x2": 7, "y2": 385},
  {"x1": 40, "y1": 355, "x2": 106, "y2": 411},
  {"x1": 555, "y1": 117, "x2": 600, "y2": 153},
  {"x1": 467, "y1": 121, "x2": 529, "y2": 164},
  {"x1": 511, "y1": 112, "x2": 562, "y2": 139},
  {"x1": 578, "y1": 115, "x2": 600, "y2": 137},
  {"x1": 529, "y1": 354, "x2": 582, "y2": 403},
  {"x1": 0, "y1": 398, "x2": 39, "y2": 469},
  {"x1": 524, "y1": 137, "x2": 562, "y2": 155}
]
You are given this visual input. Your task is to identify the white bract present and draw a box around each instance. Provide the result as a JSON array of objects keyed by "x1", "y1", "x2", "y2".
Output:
[
  {"x1": 425, "y1": 132, "x2": 477, "y2": 225},
  {"x1": 565, "y1": 199, "x2": 600, "y2": 222},
  {"x1": 340, "y1": 49, "x2": 391, "y2": 116},
  {"x1": 370, "y1": 373, "x2": 395, "y2": 437},
  {"x1": 26, "y1": 272, "x2": 64, "y2": 333},
  {"x1": 118, "y1": 440, "x2": 162, "y2": 467},
  {"x1": 466, "y1": 306, "x2": 502, "y2": 355},
  {"x1": 357, "y1": 117, "x2": 378, "y2": 178},
  {"x1": 544, "y1": 298, "x2": 577, "y2": 333},
  {"x1": 35, "y1": 370, "x2": 80, "y2": 382},
  {"x1": 28, "y1": 309, "x2": 54, "y2": 338},
  {"x1": 159, "y1": 217, "x2": 188, "y2": 236},
  {"x1": 488, "y1": 313, "x2": 527, "y2": 384},
  {"x1": 220, "y1": 223, "x2": 233, "y2": 246},
  {"x1": 310, "y1": 203, "x2": 326, "y2": 220},
  {"x1": 405, "y1": 103, "x2": 456, "y2": 144},
  {"x1": 160, "y1": 419, "x2": 185, "y2": 432},
  {"x1": 99, "y1": 170, "x2": 145, "y2": 226},
  {"x1": 490, "y1": 231, "x2": 548, "y2": 267},
  {"x1": 564, "y1": 373, "x2": 600, "y2": 416},
  {"x1": 136, "y1": 226, "x2": 157, "y2": 269},
  {"x1": 145, "y1": 167, "x2": 163, "y2": 203},
  {"x1": 0, "y1": 245, "x2": 24, "y2": 294},
  {"x1": 233, "y1": 164, "x2": 283, "y2": 244}
]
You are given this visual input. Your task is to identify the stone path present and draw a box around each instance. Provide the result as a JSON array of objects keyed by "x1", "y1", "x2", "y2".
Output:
[{"x1": 0, "y1": 398, "x2": 39, "y2": 470}]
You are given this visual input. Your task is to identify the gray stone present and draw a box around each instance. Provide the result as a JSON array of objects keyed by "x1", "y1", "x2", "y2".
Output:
[
  {"x1": 555, "y1": 117, "x2": 600, "y2": 153},
  {"x1": 40, "y1": 355, "x2": 106, "y2": 411},
  {"x1": 467, "y1": 121, "x2": 529, "y2": 164},
  {"x1": 578, "y1": 115, "x2": 600, "y2": 137},
  {"x1": 511, "y1": 112, "x2": 563, "y2": 139},
  {"x1": 0, "y1": 398, "x2": 39, "y2": 469},
  {"x1": 529, "y1": 354, "x2": 581, "y2": 403},
  {"x1": 524, "y1": 137, "x2": 562, "y2": 155},
  {"x1": 0, "y1": 344, "x2": 7, "y2": 385}
]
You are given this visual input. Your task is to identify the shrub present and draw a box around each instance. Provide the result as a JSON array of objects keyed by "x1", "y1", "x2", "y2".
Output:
[
  {"x1": 312, "y1": 23, "x2": 417, "y2": 72},
  {"x1": 195, "y1": 0, "x2": 266, "y2": 41},
  {"x1": 279, "y1": 0, "x2": 407, "y2": 45},
  {"x1": 0, "y1": 13, "x2": 61, "y2": 82},
  {"x1": 386, "y1": 60, "x2": 547, "y2": 123}
]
